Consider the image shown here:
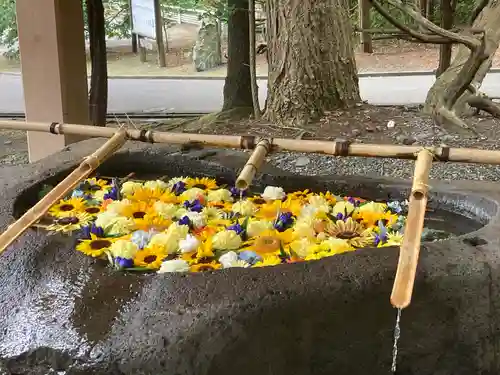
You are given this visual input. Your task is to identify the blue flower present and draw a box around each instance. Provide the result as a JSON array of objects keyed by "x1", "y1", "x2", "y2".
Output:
[
  {"x1": 183, "y1": 199, "x2": 203, "y2": 212},
  {"x1": 228, "y1": 223, "x2": 244, "y2": 235},
  {"x1": 172, "y1": 181, "x2": 187, "y2": 195},
  {"x1": 336, "y1": 212, "x2": 344, "y2": 220},
  {"x1": 230, "y1": 187, "x2": 247, "y2": 199},
  {"x1": 103, "y1": 187, "x2": 118, "y2": 201},
  {"x1": 131, "y1": 230, "x2": 154, "y2": 249},
  {"x1": 72, "y1": 189, "x2": 85, "y2": 199},
  {"x1": 178, "y1": 216, "x2": 191, "y2": 226},
  {"x1": 115, "y1": 257, "x2": 134, "y2": 269},
  {"x1": 238, "y1": 251, "x2": 262, "y2": 265},
  {"x1": 81, "y1": 223, "x2": 105, "y2": 239}
]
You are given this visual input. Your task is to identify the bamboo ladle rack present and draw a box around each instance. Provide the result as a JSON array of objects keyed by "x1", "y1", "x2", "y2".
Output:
[{"x1": 3, "y1": 119, "x2": 500, "y2": 309}]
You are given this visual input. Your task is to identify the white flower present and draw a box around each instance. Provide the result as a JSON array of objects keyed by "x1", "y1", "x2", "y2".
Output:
[
  {"x1": 110, "y1": 240, "x2": 139, "y2": 259},
  {"x1": 247, "y1": 219, "x2": 273, "y2": 237},
  {"x1": 293, "y1": 217, "x2": 316, "y2": 239},
  {"x1": 219, "y1": 251, "x2": 250, "y2": 268},
  {"x1": 202, "y1": 207, "x2": 224, "y2": 220},
  {"x1": 186, "y1": 212, "x2": 206, "y2": 229},
  {"x1": 158, "y1": 259, "x2": 190, "y2": 273},
  {"x1": 105, "y1": 200, "x2": 131, "y2": 215},
  {"x1": 153, "y1": 202, "x2": 178, "y2": 219},
  {"x1": 262, "y1": 186, "x2": 286, "y2": 201},
  {"x1": 332, "y1": 201, "x2": 355, "y2": 216},
  {"x1": 232, "y1": 201, "x2": 257, "y2": 216},
  {"x1": 179, "y1": 234, "x2": 200, "y2": 253},
  {"x1": 308, "y1": 196, "x2": 330, "y2": 213},
  {"x1": 289, "y1": 238, "x2": 315, "y2": 257},
  {"x1": 144, "y1": 179, "x2": 168, "y2": 191},
  {"x1": 120, "y1": 181, "x2": 143, "y2": 196},
  {"x1": 180, "y1": 188, "x2": 206, "y2": 202},
  {"x1": 356, "y1": 201, "x2": 387, "y2": 213},
  {"x1": 207, "y1": 189, "x2": 234, "y2": 202},
  {"x1": 212, "y1": 230, "x2": 243, "y2": 250}
]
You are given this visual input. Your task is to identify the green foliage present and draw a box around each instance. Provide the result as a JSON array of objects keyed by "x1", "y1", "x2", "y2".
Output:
[{"x1": 0, "y1": 0, "x2": 18, "y2": 58}]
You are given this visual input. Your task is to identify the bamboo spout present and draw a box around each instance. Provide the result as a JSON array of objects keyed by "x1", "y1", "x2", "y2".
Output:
[
  {"x1": 0, "y1": 131, "x2": 128, "y2": 254},
  {"x1": 391, "y1": 149, "x2": 434, "y2": 309},
  {"x1": 235, "y1": 138, "x2": 272, "y2": 190}
]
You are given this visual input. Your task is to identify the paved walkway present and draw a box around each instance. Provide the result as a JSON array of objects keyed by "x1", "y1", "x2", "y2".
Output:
[{"x1": 1, "y1": 72, "x2": 500, "y2": 114}]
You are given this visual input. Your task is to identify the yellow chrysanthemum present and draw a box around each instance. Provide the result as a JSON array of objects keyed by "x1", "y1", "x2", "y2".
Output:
[
  {"x1": 47, "y1": 212, "x2": 94, "y2": 233},
  {"x1": 158, "y1": 191, "x2": 180, "y2": 204},
  {"x1": 127, "y1": 187, "x2": 166, "y2": 202},
  {"x1": 185, "y1": 177, "x2": 218, "y2": 190},
  {"x1": 133, "y1": 245, "x2": 167, "y2": 270},
  {"x1": 379, "y1": 231, "x2": 404, "y2": 247},
  {"x1": 195, "y1": 238, "x2": 215, "y2": 261},
  {"x1": 352, "y1": 210, "x2": 386, "y2": 228},
  {"x1": 190, "y1": 261, "x2": 222, "y2": 272},
  {"x1": 76, "y1": 234, "x2": 116, "y2": 257},
  {"x1": 319, "y1": 191, "x2": 337, "y2": 204},
  {"x1": 254, "y1": 254, "x2": 282, "y2": 268},
  {"x1": 207, "y1": 201, "x2": 233, "y2": 211},
  {"x1": 84, "y1": 178, "x2": 112, "y2": 193},
  {"x1": 288, "y1": 189, "x2": 313, "y2": 201},
  {"x1": 134, "y1": 214, "x2": 172, "y2": 232},
  {"x1": 332, "y1": 201, "x2": 355, "y2": 216},
  {"x1": 49, "y1": 197, "x2": 87, "y2": 218}
]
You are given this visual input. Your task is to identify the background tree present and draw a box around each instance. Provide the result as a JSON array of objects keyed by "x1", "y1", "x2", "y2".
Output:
[{"x1": 264, "y1": 0, "x2": 361, "y2": 125}]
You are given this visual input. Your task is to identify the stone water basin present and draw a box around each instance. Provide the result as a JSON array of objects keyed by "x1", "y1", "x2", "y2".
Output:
[{"x1": 0, "y1": 139, "x2": 498, "y2": 375}]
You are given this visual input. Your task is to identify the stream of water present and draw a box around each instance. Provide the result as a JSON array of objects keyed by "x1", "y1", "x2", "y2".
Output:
[{"x1": 391, "y1": 308, "x2": 402, "y2": 373}]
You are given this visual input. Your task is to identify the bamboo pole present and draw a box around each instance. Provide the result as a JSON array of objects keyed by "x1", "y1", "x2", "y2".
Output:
[
  {"x1": 391, "y1": 149, "x2": 434, "y2": 309},
  {"x1": 235, "y1": 138, "x2": 271, "y2": 190},
  {"x1": 0, "y1": 130, "x2": 128, "y2": 254},
  {"x1": 3, "y1": 120, "x2": 500, "y2": 165}
]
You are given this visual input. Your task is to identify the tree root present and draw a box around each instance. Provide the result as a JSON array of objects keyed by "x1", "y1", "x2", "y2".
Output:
[
  {"x1": 468, "y1": 94, "x2": 500, "y2": 118},
  {"x1": 435, "y1": 106, "x2": 479, "y2": 137}
]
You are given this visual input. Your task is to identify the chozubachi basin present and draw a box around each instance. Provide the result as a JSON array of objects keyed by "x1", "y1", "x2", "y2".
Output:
[{"x1": 0, "y1": 139, "x2": 499, "y2": 375}]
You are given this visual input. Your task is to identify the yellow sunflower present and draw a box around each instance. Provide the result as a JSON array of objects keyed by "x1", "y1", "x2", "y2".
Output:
[
  {"x1": 352, "y1": 210, "x2": 385, "y2": 228},
  {"x1": 190, "y1": 261, "x2": 222, "y2": 272},
  {"x1": 76, "y1": 234, "x2": 116, "y2": 257},
  {"x1": 47, "y1": 212, "x2": 94, "y2": 233},
  {"x1": 319, "y1": 191, "x2": 337, "y2": 204},
  {"x1": 127, "y1": 187, "x2": 166, "y2": 202},
  {"x1": 325, "y1": 217, "x2": 374, "y2": 248},
  {"x1": 255, "y1": 199, "x2": 301, "y2": 220},
  {"x1": 159, "y1": 191, "x2": 180, "y2": 204},
  {"x1": 119, "y1": 201, "x2": 156, "y2": 221},
  {"x1": 49, "y1": 197, "x2": 87, "y2": 218},
  {"x1": 84, "y1": 205, "x2": 105, "y2": 216},
  {"x1": 244, "y1": 229, "x2": 294, "y2": 255},
  {"x1": 248, "y1": 196, "x2": 268, "y2": 205},
  {"x1": 83, "y1": 178, "x2": 112, "y2": 193},
  {"x1": 134, "y1": 214, "x2": 172, "y2": 232},
  {"x1": 185, "y1": 177, "x2": 218, "y2": 190},
  {"x1": 133, "y1": 244, "x2": 167, "y2": 269},
  {"x1": 253, "y1": 254, "x2": 283, "y2": 268},
  {"x1": 288, "y1": 189, "x2": 313, "y2": 202},
  {"x1": 207, "y1": 201, "x2": 232, "y2": 211}
]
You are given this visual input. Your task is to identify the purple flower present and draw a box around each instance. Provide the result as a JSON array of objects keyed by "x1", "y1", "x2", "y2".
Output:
[
  {"x1": 103, "y1": 187, "x2": 118, "y2": 201},
  {"x1": 230, "y1": 187, "x2": 247, "y2": 199},
  {"x1": 172, "y1": 181, "x2": 187, "y2": 195},
  {"x1": 336, "y1": 212, "x2": 344, "y2": 220},
  {"x1": 115, "y1": 257, "x2": 134, "y2": 269},
  {"x1": 374, "y1": 233, "x2": 387, "y2": 246},
  {"x1": 228, "y1": 223, "x2": 244, "y2": 235},
  {"x1": 81, "y1": 223, "x2": 105, "y2": 239},
  {"x1": 183, "y1": 199, "x2": 203, "y2": 212},
  {"x1": 178, "y1": 216, "x2": 191, "y2": 226}
]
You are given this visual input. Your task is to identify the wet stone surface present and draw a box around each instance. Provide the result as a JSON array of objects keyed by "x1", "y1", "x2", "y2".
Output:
[{"x1": 1, "y1": 139, "x2": 500, "y2": 375}]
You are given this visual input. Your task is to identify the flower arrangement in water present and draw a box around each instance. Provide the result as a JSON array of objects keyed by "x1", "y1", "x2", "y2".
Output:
[{"x1": 42, "y1": 176, "x2": 408, "y2": 273}]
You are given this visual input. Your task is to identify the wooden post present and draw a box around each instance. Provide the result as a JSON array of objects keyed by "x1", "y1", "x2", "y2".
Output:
[
  {"x1": 358, "y1": 0, "x2": 373, "y2": 53},
  {"x1": 154, "y1": 0, "x2": 167, "y2": 67},
  {"x1": 129, "y1": 0, "x2": 138, "y2": 53}
]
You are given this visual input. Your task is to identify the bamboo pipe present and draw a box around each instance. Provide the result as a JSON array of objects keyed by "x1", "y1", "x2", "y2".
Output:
[
  {"x1": 235, "y1": 139, "x2": 271, "y2": 190},
  {"x1": 0, "y1": 130, "x2": 128, "y2": 254},
  {"x1": 391, "y1": 149, "x2": 434, "y2": 309},
  {"x1": 3, "y1": 120, "x2": 500, "y2": 165}
]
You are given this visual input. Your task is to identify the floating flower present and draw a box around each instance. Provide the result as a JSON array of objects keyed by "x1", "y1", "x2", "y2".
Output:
[
  {"x1": 246, "y1": 219, "x2": 274, "y2": 237},
  {"x1": 183, "y1": 199, "x2": 203, "y2": 213},
  {"x1": 49, "y1": 197, "x2": 87, "y2": 218},
  {"x1": 120, "y1": 181, "x2": 143, "y2": 196},
  {"x1": 219, "y1": 251, "x2": 250, "y2": 268},
  {"x1": 134, "y1": 214, "x2": 172, "y2": 232},
  {"x1": 357, "y1": 201, "x2": 387, "y2": 213},
  {"x1": 238, "y1": 250, "x2": 262, "y2": 265},
  {"x1": 232, "y1": 200, "x2": 257, "y2": 216},
  {"x1": 105, "y1": 200, "x2": 132, "y2": 215},
  {"x1": 180, "y1": 188, "x2": 206, "y2": 203},
  {"x1": 185, "y1": 211, "x2": 206, "y2": 229},
  {"x1": 308, "y1": 195, "x2": 330, "y2": 213},
  {"x1": 207, "y1": 189, "x2": 233, "y2": 203},
  {"x1": 244, "y1": 229, "x2": 294, "y2": 255},
  {"x1": 227, "y1": 222, "x2": 244, "y2": 235},
  {"x1": 190, "y1": 261, "x2": 222, "y2": 272},
  {"x1": 127, "y1": 187, "x2": 166, "y2": 203},
  {"x1": 261, "y1": 186, "x2": 286, "y2": 201},
  {"x1": 81, "y1": 223, "x2": 105, "y2": 239},
  {"x1": 212, "y1": 230, "x2": 243, "y2": 250},
  {"x1": 254, "y1": 254, "x2": 282, "y2": 267},
  {"x1": 195, "y1": 238, "x2": 215, "y2": 260},
  {"x1": 332, "y1": 201, "x2": 355, "y2": 217},
  {"x1": 84, "y1": 205, "x2": 104, "y2": 216},
  {"x1": 186, "y1": 177, "x2": 218, "y2": 190},
  {"x1": 106, "y1": 216, "x2": 136, "y2": 237},
  {"x1": 115, "y1": 257, "x2": 134, "y2": 269},
  {"x1": 153, "y1": 202, "x2": 178, "y2": 219},
  {"x1": 76, "y1": 234, "x2": 116, "y2": 257},
  {"x1": 171, "y1": 181, "x2": 187, "y2": 195},
  {"x1": 201, "y1": 207, "x2": 224, "y2": 221},
  {"x1": 167, "y1": 177, "x2": 189, "y2": 187},
  {"x1": 325, "y1": 218, "x2": 374, "y2": 247},
  {"x1": 289, "y1": 238, "x2": 316, "y2": 257},
  {"x1": 288, "y1": 189, "x2": 312, "y2": 201},
  {"x1": 293, "y1": 217, "x2": 316, "y2": 239},
  {"x1": 134, "y1": 245, "x2": 167, "y2": 269},
  {"x1": 320, "y1": 238, "x2": 355, "y2": 254},
  {"x1": 120, "y1": 201, "x2": 156, "y2": 221},
  {"x1": 158, "y1": 259, "x2": 190, "y2": 273},
  {"x1": 47, "y1": 212, "x2": 94, "y2": 233},
  {"x1": 110, "y1": 239, "x2": 139, "y2": 260},
  {"x1": 144, "y1": 179, "x2": 169, "y2": 192},
  {"x1": 130, "y1": 230, "x2": 155, "y2": 249},
  {"x1": 179, "y1": 234, "x2": 200, "y2": 253},
  {"x1": 230, "y1": 187, "x2": 247, "y2": 199},
  {"x1": 81, "y1": 178, "x2": 112, "y2": 195}
]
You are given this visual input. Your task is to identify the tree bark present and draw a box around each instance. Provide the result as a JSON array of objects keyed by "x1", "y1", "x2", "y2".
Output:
[
  {"x1": 264, "y1": 0, "x2": 360, "y2": 125},
  {"x1": 436, "y1": 0, "x2": 453, "y2": 77},
  {"x1": 424, "y1": 0, "x2": 500, "y2": 117},
  {"x1": 222, "y1": 0, "x2": 254, "y2": 113},
  {"x1": 86, "y1": 0, "x2": 108, "y2": 126}
]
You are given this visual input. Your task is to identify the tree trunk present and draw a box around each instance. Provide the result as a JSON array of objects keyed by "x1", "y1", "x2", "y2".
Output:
[
  {"x1": 222, "y1": 0, "x2": 254, "y2": 113},
  {"x1": 264, "y1": 0, "x2": 360, "y2": 125},
  {"x1": 424, "y1": 0, "x2": 500, "y2": 117},
  {"x1": 435, "y1": 0, "x2": 453, "y2": 77},
  {"x1": 86, "y1": 0, "x2": 108, "y2": 126}
]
